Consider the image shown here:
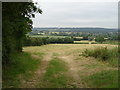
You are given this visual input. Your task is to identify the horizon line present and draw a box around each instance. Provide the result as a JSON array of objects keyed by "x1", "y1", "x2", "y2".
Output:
[{"x1": 33, "y1": 27, "x2": 117, "y2": 29}]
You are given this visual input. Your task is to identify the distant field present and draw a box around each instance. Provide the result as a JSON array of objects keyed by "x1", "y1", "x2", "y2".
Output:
[
  {"x1": 103, "y1": 40, "x2": 118, "y2": 45},
  {"x1": 29, "y1": 35, "x2": 69, "y2": 38},
  {"x1": 74, "y1": 40, "x2": 97, "y2": 44}
]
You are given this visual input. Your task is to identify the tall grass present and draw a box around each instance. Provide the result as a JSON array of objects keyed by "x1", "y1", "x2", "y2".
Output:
[
  {"x1": 83, "y1": 70, "x2": 118, "y2": 88},
  {"x1": 82, "y1": 47, "x2": 118, "y2": 67},
  {"x1": 3, "y1": 52, "x2": 41, "y2": 88}
]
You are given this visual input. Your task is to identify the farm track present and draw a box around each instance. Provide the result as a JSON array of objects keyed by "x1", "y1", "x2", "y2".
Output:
[
  {"x1": 21, "y1": 44, "x2": 118, "y2": 88},
  {"x1": 20, "y1": 53, "x2": 52, "y2": 88},
  {"x1": 60, "y1": 55, "x2": 87, "y2": 88}
]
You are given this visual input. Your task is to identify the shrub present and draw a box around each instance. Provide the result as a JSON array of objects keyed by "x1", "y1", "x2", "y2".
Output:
[
  {"x1": 82, "y1": 47, "x2": 118, "y2": 62},
  {"x1": 95, "y1": 36, "x2": 105, "y2": 43}
]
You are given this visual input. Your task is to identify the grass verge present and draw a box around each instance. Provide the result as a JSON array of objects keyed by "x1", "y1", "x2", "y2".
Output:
[
  {"x1": 3, "y1": 52, "x2": 42, "y2": 88},
  {"x1": 83, "y1": 70, "x2": 118, "y2": 88}
]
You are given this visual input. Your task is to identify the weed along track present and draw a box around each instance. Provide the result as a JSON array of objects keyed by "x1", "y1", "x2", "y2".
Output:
[{"x1": 19, "y1": 44, "x2": 118, "y2": 88}]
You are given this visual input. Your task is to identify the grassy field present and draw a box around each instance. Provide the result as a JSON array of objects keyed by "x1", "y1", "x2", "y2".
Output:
[
  {"x1": 74, "y1": 40, "x2": 97, "y2": 44},
  {"x1": 3, "y1": 44, "x2": 118, "y2": 88}
]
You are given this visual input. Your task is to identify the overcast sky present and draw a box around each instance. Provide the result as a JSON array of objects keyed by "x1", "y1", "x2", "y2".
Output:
[{"x1": 32, "y1": 0, "x2": 118, "y2": 28}]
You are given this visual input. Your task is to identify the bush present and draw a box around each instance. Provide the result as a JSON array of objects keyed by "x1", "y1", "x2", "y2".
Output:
[
  {"x1": 95, "y1": 36, "x2": 105, "y2": 43},
  {"x1": 82, "y1": 47, "x2": 118, "y2": 62}
]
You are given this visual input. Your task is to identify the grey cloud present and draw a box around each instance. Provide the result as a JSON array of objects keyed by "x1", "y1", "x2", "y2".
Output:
[{"x1": 32, "y1": 1, "x2": 118, "y2": 28}]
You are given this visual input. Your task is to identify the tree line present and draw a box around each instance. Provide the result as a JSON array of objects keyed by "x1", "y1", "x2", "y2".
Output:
[{"x1": 24, "y1": 37, "x2": 74, "y2": 46}]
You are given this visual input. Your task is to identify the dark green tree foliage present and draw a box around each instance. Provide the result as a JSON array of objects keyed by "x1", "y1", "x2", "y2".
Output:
[
  {"x1": 49, "y1": 37, "x2": 73, "y2": 44},
  {"x1": 24, "y1": 36, "x2": 48, "y2": 46},
  {"x1": 73, "y1": 37, "x2": 81, "y2": 41},
  {"x1": 24, "y1": 37, "x2": 74, "y2": 46},
  {"x1": 95, "y1": 36, "x2": 105, "y2": 43},
  {"x1": 82, "y1": 36, "x2": 88, "y2": 40},
  {"x1": 2, "y1": 2, "x2": 42, "y2": 64}
]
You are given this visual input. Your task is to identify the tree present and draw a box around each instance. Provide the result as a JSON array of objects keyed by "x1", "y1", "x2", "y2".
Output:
[
  {"x1": 95, "y1": 36, "x2": 105, "y2": 43},
  {"x1": 83, "y1": 36, "x2": 88, "y2": 40},
  {"x1": 2, "y1": 2, "x2": 42, "y2": 64}
]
